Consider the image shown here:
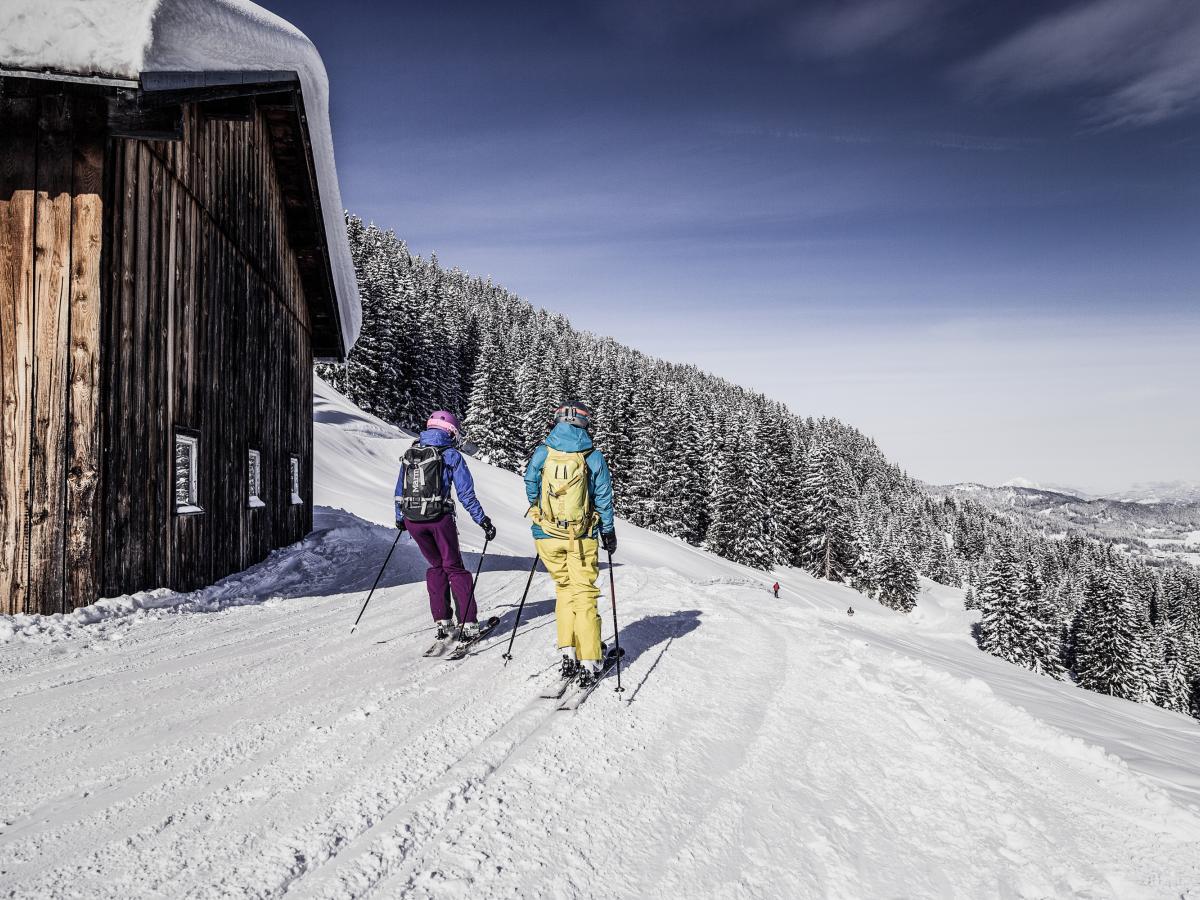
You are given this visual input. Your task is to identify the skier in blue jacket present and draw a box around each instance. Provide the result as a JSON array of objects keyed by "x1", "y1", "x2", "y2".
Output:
[
  {"x1": 395, "y1": 411, "x2": 495, "y2": 642},
  {"x1": 524, "y1": 400, "x2": 617, "y2": 687}
]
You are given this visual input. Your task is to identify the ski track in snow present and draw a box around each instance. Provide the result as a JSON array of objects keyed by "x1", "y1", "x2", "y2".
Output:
[{"x1": 2, "y1": 379, "x2": 1200, "y2": 898}]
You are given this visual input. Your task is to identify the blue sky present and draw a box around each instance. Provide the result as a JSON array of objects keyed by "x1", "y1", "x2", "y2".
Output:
[{"x1": 264, "y1": 0, "x2": 1200, "y2": 492}]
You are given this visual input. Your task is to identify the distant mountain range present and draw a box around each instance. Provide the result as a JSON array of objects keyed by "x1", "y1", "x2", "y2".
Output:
[
  {"x1": 997, "y1": 478, "x2": 1200, "y2": 506},
  {"x1": 928, "y1": 480, "x2": 1200, "y2": 565},
  {"x1": 998, "y1": 476, "x2": 1096, "y2": 497},
  {"x1": 1105, "y1": 481, "x2": 1200, "y2": 505}
]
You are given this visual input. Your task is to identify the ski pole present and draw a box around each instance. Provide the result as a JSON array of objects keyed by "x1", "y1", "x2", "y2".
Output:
[
  {"x1": 502, "y1": 554, "x2": 541, "y2": 666},
  {"x1": 459, "y1": 537, "x2": 489, "y2": 626},
  {"x1": 350, "y1": 530, "x2": 404, "y2": 634},
  {"x1": 607, "y1": 550, "x2": 625, "y2": 694}
]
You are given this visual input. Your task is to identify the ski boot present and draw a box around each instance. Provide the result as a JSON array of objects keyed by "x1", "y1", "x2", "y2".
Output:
[
  {"x1": 575, "y1": 659, "x2": 603, "y2": 691},
  {"x1": 423, "y1": 619, "x2": 457, "y2": 657}
]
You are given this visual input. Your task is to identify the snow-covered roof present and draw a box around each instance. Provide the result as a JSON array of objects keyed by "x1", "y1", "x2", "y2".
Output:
[{"x1": 0, "y1": 0, "x2": 361, "y2": 355}]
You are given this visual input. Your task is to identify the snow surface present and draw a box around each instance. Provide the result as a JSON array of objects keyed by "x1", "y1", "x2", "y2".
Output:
[
  {"x1": 1, "y1": 377, "x2": 1199, "y2": 898},
  {"x1": 0, "y1": 0, "x2": 361, "y2": 353}
]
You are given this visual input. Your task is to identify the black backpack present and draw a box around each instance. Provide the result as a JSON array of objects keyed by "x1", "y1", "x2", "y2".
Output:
[{"x1": 400, "y1": 444, "x2": 451, "y2": 522}]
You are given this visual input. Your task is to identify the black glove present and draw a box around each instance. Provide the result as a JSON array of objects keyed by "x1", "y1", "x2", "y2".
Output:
[
  {"x1": 395, "y1": 518, "x2": 406, "y2": 532},
  {"x1": 480, "y1": 517, "x2": 497, "y2": 542},
  {"x1": 601, "y1": 530, "x2": 617, "y2": 555}
]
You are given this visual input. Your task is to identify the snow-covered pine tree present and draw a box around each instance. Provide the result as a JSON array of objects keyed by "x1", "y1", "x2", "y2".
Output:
[
  {"x1": 659, "y1": 387, "x2": 708, "y2": 545},
  {"x1": 875, "y1": 532, "x2": 920, "y2": 612},
  {"x1": 622, "y1": 370, "x2": 667, "y2": 529},
  {"x1": 978, "y1": 545, "x2": 1034, "y2": 667},
  {"x1": 733, "y1": 411, "x2": 776, "y2": 569},
  {"x1": 1072, "y1": 551, "x2": 1149, "y2": 702},
  {"x1": 851, "y1": 512, "x2": 880, "y2": 599},
  {"x1": 772, "y1": 419, "x2": 807, "y2": 566},
  {"x1": 465, "y1": 330, "x2": 522, "y2": 468},
  {"x1": 796, "y1": 439, "x2": 860, "y2": 582},
  {"x1": 922, "y1": 528, "x2": 958, "y2": 587},
  {"x1": 963, "y1": 585, "x2": 979, "y2": 611},
  {"x1": 1020, "y1": 559, "x2": 1064, "y2": 678},
  {"x1": 702, "y1": 405, "x2": 747, "y2": 562},
  {"x1": 325, "y1": 219, "x2": 410, "y2": 422},
  {"x1": 1153, "y1": 616, "x2": 1197, "y2": 714}
]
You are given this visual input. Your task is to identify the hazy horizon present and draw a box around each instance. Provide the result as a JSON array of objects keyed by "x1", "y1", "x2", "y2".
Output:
[{"x1": 263, "y1": 0, "x2": 1200, "y2": 490}]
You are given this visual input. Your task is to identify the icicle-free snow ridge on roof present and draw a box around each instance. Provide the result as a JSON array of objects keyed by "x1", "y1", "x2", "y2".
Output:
[{"x1": 0, "y1": 0, "x2": 362, "y2": 354}]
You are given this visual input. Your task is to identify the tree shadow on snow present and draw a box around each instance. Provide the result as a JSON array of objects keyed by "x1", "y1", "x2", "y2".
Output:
[{"x1": 305, "y1": 510, "x2": 543, "y2": 601}]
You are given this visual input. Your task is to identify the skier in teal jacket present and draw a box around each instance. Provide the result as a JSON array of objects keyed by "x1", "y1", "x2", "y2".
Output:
[
  {"x1": 523, "y1": 401, "x2": 617, "y2": 688},
  {"x1": 523, "y1": 420, "x2": 616, "y2": 542}
]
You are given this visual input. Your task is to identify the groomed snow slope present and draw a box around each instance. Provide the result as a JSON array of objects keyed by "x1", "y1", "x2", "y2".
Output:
[{"x1": 1, "y1": 378, "x2": 1199, "y2": 898}]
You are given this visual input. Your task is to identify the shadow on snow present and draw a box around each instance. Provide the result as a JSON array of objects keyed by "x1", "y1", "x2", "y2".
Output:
[{"x1": 313, "y1": 509, "x2": 704, "y2": 688}]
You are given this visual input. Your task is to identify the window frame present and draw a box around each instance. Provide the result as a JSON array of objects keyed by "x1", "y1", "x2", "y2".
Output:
[
  {"x1": 174, "y1": 428, "x2": 204, "y2": 516},
  {"x1": 247, "y1": 448, "x2": 265, "y2": 509},
  {"x1": 289, "y1": 454, "x2": 304, "y2": 505}
]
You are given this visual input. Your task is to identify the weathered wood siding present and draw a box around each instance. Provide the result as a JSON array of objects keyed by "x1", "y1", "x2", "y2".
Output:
[
  {"x1": 99, "y1": 105, "x2": 314, "y2": 598},
  {"x1": 2, "y1": 90, "x2": 315, "y2": 614},
  {"x1": 0, "y1": 94, "x2": 105, "y2": 615}
]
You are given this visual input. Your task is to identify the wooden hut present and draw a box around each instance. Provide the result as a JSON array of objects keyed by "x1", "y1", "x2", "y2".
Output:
[{"x1": 0, "y1": 1, "x2": 361, "y2": 615}]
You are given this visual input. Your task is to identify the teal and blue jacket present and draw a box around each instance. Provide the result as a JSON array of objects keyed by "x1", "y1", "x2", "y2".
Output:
[{"x1": 524, "y1": 423, "x2": 615, "y2": 540}]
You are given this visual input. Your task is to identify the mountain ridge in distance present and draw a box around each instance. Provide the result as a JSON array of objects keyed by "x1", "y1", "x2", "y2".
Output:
[{"x1": 971, "y1": 477, "x2": 1200, "y2": 506}]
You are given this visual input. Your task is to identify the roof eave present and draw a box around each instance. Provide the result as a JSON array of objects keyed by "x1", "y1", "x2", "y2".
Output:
[
  {"x1": 0, "y1": 65, "x2": 351, "y2": 362},
  {"x1": 141, "y1": 72, "x2": 347, "y2": 360}
]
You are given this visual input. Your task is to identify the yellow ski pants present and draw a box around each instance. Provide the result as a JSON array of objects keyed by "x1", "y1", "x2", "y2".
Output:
[{"x1": 536, "y1": 537, "x2": 602, "y2": 661}]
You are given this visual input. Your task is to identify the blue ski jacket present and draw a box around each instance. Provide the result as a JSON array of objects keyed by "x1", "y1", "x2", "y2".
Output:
[
  {"x1": 395, "y1": 428, "x2": 486, "y2": 525},
  {"x1": 524, "y1": 423, "x2": 615, "y2": 540}
]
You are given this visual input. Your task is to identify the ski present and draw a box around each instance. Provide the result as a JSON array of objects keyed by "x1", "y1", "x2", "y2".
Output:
[
  {"x1": 423, "y1": 631, "x2": 455, "y2": 658},
  {"x1": 540, "y1": 674, "x2": 575, "y2": 700},
  {"x1": 557, "y1": 647, "x2": 625, "y2": 710},
  {"x1": 540, "y1": 643, "x2": 608, "y2": 699},
  {"x1": 445, "y1": 615, "x2": 501, "y2": 661}
]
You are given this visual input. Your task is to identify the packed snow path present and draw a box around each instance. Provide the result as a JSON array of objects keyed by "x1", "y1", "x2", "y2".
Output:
[{"x1": 1, "y1": 381, "x2": 1199, "y2": 899}]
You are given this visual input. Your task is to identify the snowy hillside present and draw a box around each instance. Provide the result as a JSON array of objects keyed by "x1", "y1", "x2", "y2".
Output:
[{"x1": 2, "y1": 378, "x2": 1199, "y2": 898}]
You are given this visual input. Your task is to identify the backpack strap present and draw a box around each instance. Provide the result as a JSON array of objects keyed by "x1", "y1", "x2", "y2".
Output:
[
  {"x1": 424, "y1": 445, "x2": 447, "y2": 518},
  {"x1": 403, "y1": 443, "x2": 451, "y2": 520}
]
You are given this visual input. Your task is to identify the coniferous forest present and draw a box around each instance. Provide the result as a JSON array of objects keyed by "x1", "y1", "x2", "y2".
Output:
[{"x1": 320, "y1": 216, "x2": 1200, "y2": 720}]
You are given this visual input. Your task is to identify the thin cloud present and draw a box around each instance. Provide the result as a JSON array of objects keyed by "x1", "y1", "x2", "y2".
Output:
[
  {"x1": 960, "y1": 0, "x2": 1200, "y2": 127},
  {"x1": 593, "y1": 0, "x2": 787, "y2": 39},
  {"x1": 719, "y1": 123, "x2": 1035, "y2": 152},
  {"x1": 789, "y1": 0, "x2": 957, "y2": 58}
]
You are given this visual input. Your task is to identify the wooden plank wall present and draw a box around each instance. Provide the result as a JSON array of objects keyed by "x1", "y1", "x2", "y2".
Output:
[
  {"x1": 0, "y1": 97, "x2": 37, "y2": 615},
  {"x1": 99, "y1": 104, "x2": 314, "y2": 598},
  {"x1": 0, "y1": 94, "x2": 105, "y2": 615}
]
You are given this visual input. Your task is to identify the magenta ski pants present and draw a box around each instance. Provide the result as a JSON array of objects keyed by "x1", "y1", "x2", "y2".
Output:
[{"x1": 405, "y1": 514, "x2": 477, "y2": 623}]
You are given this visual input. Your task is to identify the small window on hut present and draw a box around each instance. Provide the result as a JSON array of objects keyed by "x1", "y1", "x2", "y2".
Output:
[
  {"x1": 289, "y1": 455, "x2": 303, "y2": 505},
  {"x1": 248, "y1": 450, "x2": 265, "y2": 509},
  {"x1": 174, "y1": 431, "x2": 202, "y2": 515}
]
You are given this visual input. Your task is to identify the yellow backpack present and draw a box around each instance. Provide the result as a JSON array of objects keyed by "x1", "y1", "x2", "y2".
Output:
[{"x1": 531, "y1": 448, "x2": 599, "y2": 542}]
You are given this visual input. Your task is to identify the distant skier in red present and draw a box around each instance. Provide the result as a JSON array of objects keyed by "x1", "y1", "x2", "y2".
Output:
[{"x1": 772, "y1": 582, "x2": 780, "y2": 598}]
